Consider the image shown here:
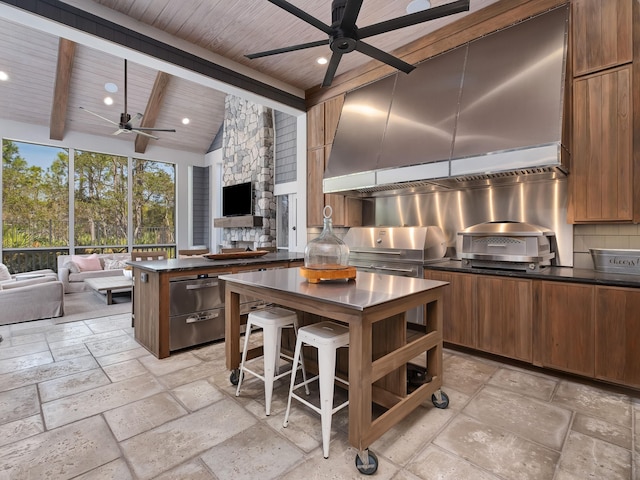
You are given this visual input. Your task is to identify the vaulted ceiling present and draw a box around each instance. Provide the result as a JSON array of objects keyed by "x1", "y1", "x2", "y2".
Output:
[{"x1": 0, "y1": 0, "x2": 499, "y2": 155}]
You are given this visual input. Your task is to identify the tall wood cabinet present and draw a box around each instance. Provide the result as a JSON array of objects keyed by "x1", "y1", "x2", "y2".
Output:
[
  {"x1": 569, "y1": 0, "x2": 636, "y2": 223},
  {"x1": 572, "y1": 0, "x2": 632, "y2": 76},
  {"x1": 307, "y1": 95, "x2": 362, "y2": 227},
  {"x1": 571, "y1": 66, "x2": 633, "y2": 221}
]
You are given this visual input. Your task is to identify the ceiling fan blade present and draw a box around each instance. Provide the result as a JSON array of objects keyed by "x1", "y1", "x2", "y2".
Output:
[
  {"x1": 132, "y1": 129, "x2": 160, "y2": 140},
  {"x1": 246, "y1": 39, "x2": 329, "y2": 59},
  {"x1": 358, "y1": 0, "x2": 470, "y2": 39},
  {"x1": 112, "y1": 128, "x2": 128, "y2": 135},
  {"x1": 134, "y1": 127, "x2": 177, "y2": 133},
  {"x1": 267, "y1": 0, "x2": 332, "y2": 34},
  {"x1": 340, "y1": 0, "x2": 364, "y2": 29},
  {"x1": 356, "y1": 41, "x2": 415, "y2": 74},
  {"x1": 322, "y1": 52, "x2": 343, "y2": 87},
  {"x1": 79, "y1": 107, "x2": 119, "y2": 126}
]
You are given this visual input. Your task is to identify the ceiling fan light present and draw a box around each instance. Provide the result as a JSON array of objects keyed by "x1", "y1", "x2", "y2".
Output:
[{"x1": 406, "y1": 0, "x2": 431, "y2": 14}]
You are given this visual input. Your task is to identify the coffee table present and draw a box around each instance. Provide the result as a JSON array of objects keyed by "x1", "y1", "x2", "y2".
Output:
[{"x1": 84, "y1": 276, "x2": 133, "y2": 305}]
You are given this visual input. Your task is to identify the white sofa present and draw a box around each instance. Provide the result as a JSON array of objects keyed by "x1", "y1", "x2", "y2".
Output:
[
  {"x1": 0, "y1": 266, "x2": 64, "y2": 325},
  {"x1": 57, "y1": 253, "x2": 129, "y2": 293}
]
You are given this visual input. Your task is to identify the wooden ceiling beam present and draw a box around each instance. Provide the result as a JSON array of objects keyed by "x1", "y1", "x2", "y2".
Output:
[
  {"x1": 49, "y1": 38, "x2": 76, "y2": 140},
  {"x1": 135, "y1": 71, "x2": 171, "y2": 154}
]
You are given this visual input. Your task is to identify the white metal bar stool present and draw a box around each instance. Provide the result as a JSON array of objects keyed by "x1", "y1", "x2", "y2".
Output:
[
  {"x1": 283, "y1": 321, "x2": 350, "y2": 459},
  {"x1": 236, "y1": 307, "x2": 308, "y2": 416}
]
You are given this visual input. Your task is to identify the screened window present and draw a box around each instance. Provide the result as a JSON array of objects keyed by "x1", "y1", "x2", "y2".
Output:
[
  {"x1": 74, "y1": 150, "x2": 128, "y2": 247},
  {"x1": 2, "y1": 140, "x2": 69, "y2": 248},
  {"x1": 132, "y1": 158, "x2": 175, "y2": 246}
]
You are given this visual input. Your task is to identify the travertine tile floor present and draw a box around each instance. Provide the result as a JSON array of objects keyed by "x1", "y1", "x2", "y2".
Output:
[{"x1": 0, "y1": 313, "x2": 637, "y2": 479}]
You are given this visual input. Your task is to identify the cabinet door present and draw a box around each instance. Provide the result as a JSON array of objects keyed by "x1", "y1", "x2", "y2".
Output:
[
  {"x1": 477, "y1": 276, "x2": 532, "y2": 361},
  {"x1": 424, "y1": 270, "x2": 476, "y2": 348},
  {"x1": 572, "y1": 0, "x2": 632, "y2": 77},
  {"x1": 540, "y1": 281, "x2": 595, "y2": 376},
  {"x1": 571, "y1": 66, "x2": 632, "y2": 222},
  {"x1": 595, "y1": 286, "x2": 640, "y2": 388},
  {"x1": 307, "y1": 148, "x2": 325, "y2": 227},
  {"x1": 307, "y1": 104, "x2": 324, "y2": 149},
  {"x1": 324, "y1": 95, "x2": 344, "y2": 145},
  {"x1": 307, "y1": 95, "x2": 361, "y2": 227}
]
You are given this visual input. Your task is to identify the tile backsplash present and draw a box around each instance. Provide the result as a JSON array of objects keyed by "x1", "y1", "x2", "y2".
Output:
[{"x1": 573, "y1": 224, "x2": 640, "y2": 269}]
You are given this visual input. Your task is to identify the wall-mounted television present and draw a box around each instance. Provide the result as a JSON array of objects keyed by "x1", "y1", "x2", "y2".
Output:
[{"x1": 222, "y1": 181, "x2": 253, "y2": 217}]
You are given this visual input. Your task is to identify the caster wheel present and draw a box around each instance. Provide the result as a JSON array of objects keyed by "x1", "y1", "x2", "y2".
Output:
[
  {"x1": 229, "y1": 369, "x2": 240, "y2": 385},
  {"x1": 432, "y1": 391, "x2": 449, "y2": 409},
  {"x1": 355, "y1": 450, "x2": 378, "y2": 475}
]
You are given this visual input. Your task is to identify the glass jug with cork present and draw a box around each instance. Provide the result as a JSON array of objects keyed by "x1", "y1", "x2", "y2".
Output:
[{"x1": 301, "y1": 206, "x2": 356, "y2": 283}]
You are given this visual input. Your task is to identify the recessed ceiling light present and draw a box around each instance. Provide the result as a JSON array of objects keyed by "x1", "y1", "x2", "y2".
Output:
[
  {"x1": 0, "y1": 71, "x2": 8, "y2": 81},
  {"x1": 104, "y1": 96, "x2": 114, "y2": 105},
  {"x1": 182, "y1": 118, "x2": 190, "y2": 125},
  {"x1": 104, "y1": 82, "x2": 118, "y2": 93},
  {"x1": 407, "y1": 0, "x2": 431, "y2": 14},
  {"x1": 316, "y1": 57, "x2": 328, "y2": 65}
]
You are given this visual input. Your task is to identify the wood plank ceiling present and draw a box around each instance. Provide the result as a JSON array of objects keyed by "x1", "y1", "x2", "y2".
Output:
[{"x1": 0, "y1": 0, "x2": 499, "y2": 155}]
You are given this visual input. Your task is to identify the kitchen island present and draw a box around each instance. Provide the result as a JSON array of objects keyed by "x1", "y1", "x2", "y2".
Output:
[
  {"x1": 129, "y1": 252, "x2": 304, "y2": 358},
  {"x1": 221, "y1": 267, "x2": 448, "y2": 473}
]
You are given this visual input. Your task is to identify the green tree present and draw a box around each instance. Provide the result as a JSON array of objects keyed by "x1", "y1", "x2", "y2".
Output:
[{"x1": 74, "y1": 150, "x2": 127, "y2": 246}]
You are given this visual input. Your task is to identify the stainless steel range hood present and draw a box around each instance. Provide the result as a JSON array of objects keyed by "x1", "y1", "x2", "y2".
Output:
[{"x1": 324, "y1": 5, "x2": 569, "y2": 194}]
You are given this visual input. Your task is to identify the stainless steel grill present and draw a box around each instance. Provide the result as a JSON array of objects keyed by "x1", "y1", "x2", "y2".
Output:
[
  {"x1": 343, "y1": 226, "x2": 447, "y2": 323},
  {"x1": 458, "y1": 221, "x2": 556, "y2": 272}
]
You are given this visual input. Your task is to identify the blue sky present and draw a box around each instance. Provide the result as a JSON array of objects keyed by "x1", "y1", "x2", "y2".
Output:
[{"x1": 13, "y1": 141, "x2": 67, "y2": 169}]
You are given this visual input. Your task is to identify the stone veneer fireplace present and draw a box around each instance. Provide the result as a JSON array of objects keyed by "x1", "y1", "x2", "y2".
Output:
[{"x1": 221, "y1": 95, "x2": 276, "y2": 250}]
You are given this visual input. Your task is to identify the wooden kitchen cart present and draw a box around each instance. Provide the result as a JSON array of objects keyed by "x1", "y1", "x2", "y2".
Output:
[{"x1": 223, "y1": 268, "x2": 449, "y2": 474}]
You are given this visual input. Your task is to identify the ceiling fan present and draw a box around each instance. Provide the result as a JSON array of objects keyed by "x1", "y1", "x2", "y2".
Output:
[
  {"x1": 80, "y1": 59, "x2": 176, "y2": 140},
  {"x1": 246, "y1": 0, "x2": 470, "y2": 87}
]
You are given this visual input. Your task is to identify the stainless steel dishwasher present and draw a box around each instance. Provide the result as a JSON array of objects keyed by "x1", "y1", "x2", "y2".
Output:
[
  {"x1": 169, "y1": 273, "x2": 227, "y2": 351},
  {"x1": 169, "y1": 273, "x2": 265, "y2": 351}
]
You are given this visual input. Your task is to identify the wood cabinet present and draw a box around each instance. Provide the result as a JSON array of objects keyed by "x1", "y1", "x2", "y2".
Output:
[
  {"x1": 595, "y1": 286, "x2": 640, "y2": 388},
  {"x1": 571, "y1": 65, "x2": 633, "y2": 222},
  {"x1": 572, "y1": 0, "x2": 633, "y2": 77},
  {"x1": 539, "y1": 281, "x2": 595, "y2": 376},
  {"x1": 307, "y1": 95, "x2": 362, "y2": 227},
  {"x1": 476, "y1": 276, "x2": 533, "y2": 362},
  {"x1": 424, "y1": 270, "x2": 476, "y2": 348}
]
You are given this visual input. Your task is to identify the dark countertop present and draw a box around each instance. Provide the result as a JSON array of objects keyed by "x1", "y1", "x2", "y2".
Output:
[
  {"x1": 425, "y1": 259, "x2": 640, "y2": 288},
  {"x1": 127, "y1": 251, "x2": 304, "y2": 273}
]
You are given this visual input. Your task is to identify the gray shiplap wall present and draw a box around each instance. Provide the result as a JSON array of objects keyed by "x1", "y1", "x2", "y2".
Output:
[
  {"x1": 274, "y1": 111, "x2": 296, "y2": 184},
  {"x1": 192, "y1": 166, "x2": 210, "y2": 246}
]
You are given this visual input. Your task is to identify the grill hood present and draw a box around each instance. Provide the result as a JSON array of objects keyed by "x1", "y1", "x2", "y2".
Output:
[{"x1": 324, "y1": 6, "x2": 569, "y2": 194}]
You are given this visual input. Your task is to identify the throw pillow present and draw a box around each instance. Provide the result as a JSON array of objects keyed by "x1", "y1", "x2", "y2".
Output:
[
  {"x1": 63, "y1": 261, "x2": 80, "y2": 273},
  {"x1": 103, "y1": 258, "x2": 128, "y2": 270},
  {"x1": 0, "y1": 263, "x2": 11, "y2": 281},
  {"x1": 71, "y1": 253, "x2": 102, "y2": 272}
]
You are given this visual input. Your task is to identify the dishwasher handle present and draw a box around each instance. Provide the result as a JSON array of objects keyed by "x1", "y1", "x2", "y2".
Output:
[
  {"x1": 186, "y1": 281, "x2": 219, "y2": 290},
  {"x1": 186, "y1": 311, "x2": 221, "y2": 323}
]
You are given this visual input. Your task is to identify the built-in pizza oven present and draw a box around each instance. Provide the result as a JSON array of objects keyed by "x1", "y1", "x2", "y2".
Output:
[{"x1": 457, "y1": 221, "x2": 556, "y2": 272}]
